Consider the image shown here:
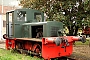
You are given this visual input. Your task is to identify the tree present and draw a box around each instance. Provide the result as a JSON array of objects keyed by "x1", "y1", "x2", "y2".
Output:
[{"x1": 20, "y1": 0, "x2": 90, "y2": 36}]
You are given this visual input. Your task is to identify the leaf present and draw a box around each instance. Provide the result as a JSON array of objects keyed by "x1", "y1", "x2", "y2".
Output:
[{"x1": 19, "y1": 0, "x2": 90, "y2": 35}]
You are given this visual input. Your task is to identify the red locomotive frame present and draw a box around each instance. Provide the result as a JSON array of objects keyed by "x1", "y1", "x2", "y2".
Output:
[{"x1": 5, "y1": 36, "x2": 85, "y2": 60}]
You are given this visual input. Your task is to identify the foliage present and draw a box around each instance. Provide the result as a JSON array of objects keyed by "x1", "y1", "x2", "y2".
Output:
[
  {"x1": 20, "y1": 0, "x2": 90, "y2": 35},
  {"x1": 75, "y1": 39, "x2": 89, "y2": 45}
]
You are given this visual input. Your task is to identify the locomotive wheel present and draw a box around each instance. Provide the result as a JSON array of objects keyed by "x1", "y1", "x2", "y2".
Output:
[{"x1": 31, "y1": 43, "x2": 41, "y2": 56}]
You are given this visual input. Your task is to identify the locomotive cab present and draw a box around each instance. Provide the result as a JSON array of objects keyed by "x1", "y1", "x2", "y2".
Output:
[
  {"x1": 5, "y1": 8, "x2": 63, "y2": 39},
  {"x1": 6, "y1": 9, "x2": 44, "y2": 38}
]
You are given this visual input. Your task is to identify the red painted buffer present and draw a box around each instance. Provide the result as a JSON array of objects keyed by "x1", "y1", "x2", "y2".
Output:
[{"x1": 42, "y1": 36, "x2": 86, "y2": 59}]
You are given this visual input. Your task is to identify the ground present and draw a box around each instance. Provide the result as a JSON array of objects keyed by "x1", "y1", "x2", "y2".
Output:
[
  {"x1": 0, "y1": 40, "x2": 90, "y2": 60},
  {"x1": 0, "y1": 41, "x2": 5, "y2": 49},
  {"x1": 71, "y1": 45, "x2": 90, "y2": 60}
]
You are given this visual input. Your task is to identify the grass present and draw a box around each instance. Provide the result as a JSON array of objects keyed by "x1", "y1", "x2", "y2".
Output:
[
  {"x1": 0, "y1": 49, "x2": 43, "y2": 60},
  {"x1": 75, "y1": 38, "x2": 90, "y2": 45}
]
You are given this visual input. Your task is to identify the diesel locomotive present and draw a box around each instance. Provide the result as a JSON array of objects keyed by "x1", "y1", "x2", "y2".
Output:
[{"x1": 3, "y1": 9, "x2": 86, "y2": 60}]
